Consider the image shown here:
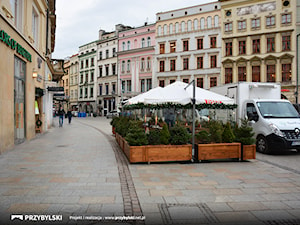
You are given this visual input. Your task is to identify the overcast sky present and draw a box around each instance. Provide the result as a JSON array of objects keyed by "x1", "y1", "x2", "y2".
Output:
[{"x1": 52, "y1": 0, "x2": 214, "y2": 59}]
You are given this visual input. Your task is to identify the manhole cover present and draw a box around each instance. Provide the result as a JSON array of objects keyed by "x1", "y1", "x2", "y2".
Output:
[{"x1": 159, "y1": 203, "x2": 218, "y2": 224}]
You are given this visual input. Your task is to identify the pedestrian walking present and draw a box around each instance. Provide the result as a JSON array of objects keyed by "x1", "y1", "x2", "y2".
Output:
[
  {"x1": 67, "y1": 108, "x2": 72, "y2": 124},
  {"x1": 57, "y1": 106, "x2": 65, "y2": 127}
]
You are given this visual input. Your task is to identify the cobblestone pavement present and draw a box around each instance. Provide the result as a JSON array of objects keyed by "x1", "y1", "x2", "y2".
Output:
[{"x1": 1, "y1": 117, "x2": 300, "y2": 225}]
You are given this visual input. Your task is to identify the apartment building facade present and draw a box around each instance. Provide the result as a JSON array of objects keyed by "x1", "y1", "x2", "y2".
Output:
[
  {"x1": 220, "y1": 0, "x2": 298, "y2": 102},
  {"x1": 96, "y1": 25, "x2": 128, "y2": 116},
  {"x1": 78, "y1": 41, "x2": 97, "y2": 115},
  {"x1": 118, "y1": 23, "x2": 156, "y2": 103},
  {"x1": 69, "y1": 54, "x2": 79, "y2": 111},
  {"x1": 0, "y1": 0, "x2": 61, "y2": 153},
  {"x1": 155, "y1": 2, "x2": 222, "y2": 89}
]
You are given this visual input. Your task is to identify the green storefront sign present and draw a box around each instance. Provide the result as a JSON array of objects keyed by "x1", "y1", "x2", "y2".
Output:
[{"x1": 0, "y1": 28, "x2": 32, "y2": 62}]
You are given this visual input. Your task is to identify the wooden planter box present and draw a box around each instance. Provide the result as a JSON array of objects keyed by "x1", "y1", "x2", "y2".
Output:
[
  {"x1": 242, "y1": 144, "x2": 256, "y2": 160},
  {"x1": 197, "y1": 143, "x2": 241, "y2": 161},
  {"x1": 118, "y1": 134, "x2": 192, "y2": 163}
]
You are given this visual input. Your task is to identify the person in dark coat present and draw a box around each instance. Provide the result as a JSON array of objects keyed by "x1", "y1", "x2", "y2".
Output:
[
  {"x1": 67, "y1": 109, "x2": 72, "y2": 124},
  {"x1": 57, "y1": 106, "x2": 65, "y2": 127}
]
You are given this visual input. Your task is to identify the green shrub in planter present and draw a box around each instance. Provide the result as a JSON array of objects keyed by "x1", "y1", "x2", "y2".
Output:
[
  {"x1": 208, "y1": 120, "x2": 223, "y2": 143},
  {"x1": 222, "y1": 122, "x2": 235, "y2": 143},
  {"x1": 125, "y1": 120, "x2": 148, "y2": 146},
  {"x1": 234, "y1": 119, "x2": 255, "y2": 145},
  {"x1": 160, "y1": 124, "x2": 170, "y2": 145},
  {"x1": 147, "y1": 129, "x2": 161, "y2": 145},
  {"x1": 115, "y1": 116, "x2": 131, "y2": 137},
  {"x1": 196, "y1": 130, "x2": 210, "y2": 144},
  {"x1": 169, "y1": 124, "x2": 191, "y2": 145}
]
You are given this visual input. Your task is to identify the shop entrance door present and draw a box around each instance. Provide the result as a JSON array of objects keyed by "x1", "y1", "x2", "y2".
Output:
[{"x1": 14, "y1": 57, "x2": 26, "y2": 144}]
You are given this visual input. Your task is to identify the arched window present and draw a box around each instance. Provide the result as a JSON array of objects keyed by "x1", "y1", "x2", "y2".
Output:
[
  {"x1": 127, "y1": 41, "x2": 131, "y2": 50},
  {"x1": 187, "y1": 20, "x2": 192, "y2": 31},
  {"x1": 200, "y1": 17, "x2": 205, "y2": 29},
  {"x1": 121, "y1": 61, "x2": 125, "y2": 72},
  {"x1": 194, "y1": 19, "x2": 198, "y2": 30},
  {"x1": 207, "y1": 16, "x2": 212, "y2": 29},
  {"x1": 141, "y1": 58, "x2": 145, "y2": 71},
  {"x1": 147, "y1": 37, "x2": 151, "y2": 47},
  {"x1": 147, "y1": 57, "x2": 151, "y2": 70},
  {"x1": 169, "y1": 23, "x2": 173, "y2": 34},
  {"x1": 181, "y1": 21, "x2": 185, "y2": 32},
  {"x1": 122, "y1": 42, "x2": 125, "y2": 51},
  {"x1": 157, "y1": 25, "x2": 162, "y2": 36},
  {"x1": 163, "y1": 24, "x2": 168, "y2": 35},
  {"x1": 175, "y1": 22, "x2": 179, "y2": 33},
  {"x1": 127, "y1": 60, "x2": 131, "y2": 72},
  {"x1": 141, "y1": 38, "x2": 145, "y2": 48},
  {"x1": 214, "y1": 15, "x2": 219, "y2": 27}
]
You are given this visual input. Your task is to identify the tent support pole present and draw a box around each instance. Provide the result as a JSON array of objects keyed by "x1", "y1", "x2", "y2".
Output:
[{"x1": 185, "y1": 80, "x2": 196, "y2": 162}]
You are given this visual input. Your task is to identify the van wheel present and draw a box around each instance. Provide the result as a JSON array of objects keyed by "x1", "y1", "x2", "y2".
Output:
[{"x1": 256, "y1": 136, "x2": 271, "y2": 154}]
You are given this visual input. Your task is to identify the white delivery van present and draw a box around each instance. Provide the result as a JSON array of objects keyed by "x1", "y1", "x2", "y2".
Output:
[{"x1": 211, "y1": 82, "x2": 300, "y2": 154}]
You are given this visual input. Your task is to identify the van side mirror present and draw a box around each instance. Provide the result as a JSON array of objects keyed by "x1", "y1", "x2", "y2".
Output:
[{"x1": 247, "y1": 112, "x2": 259, "y2": 122}]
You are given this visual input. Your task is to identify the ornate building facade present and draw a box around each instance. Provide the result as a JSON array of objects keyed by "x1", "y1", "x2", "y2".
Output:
[
  {"x1": 155, "y1": 2, "x2": 222, "y2": 89},
  {"x1": 220, "y1": 0, "x2": 298, "y2": 102}
]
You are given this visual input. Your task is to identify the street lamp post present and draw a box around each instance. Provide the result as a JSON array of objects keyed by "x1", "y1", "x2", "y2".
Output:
[{"x1": 296, "y1": 33, "x2": 300, "y2": 104}]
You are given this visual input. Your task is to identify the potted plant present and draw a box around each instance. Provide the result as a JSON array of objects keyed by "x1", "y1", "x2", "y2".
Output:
[{"x1": 234, "y1": 119, "x2": 256, "y2": 160}]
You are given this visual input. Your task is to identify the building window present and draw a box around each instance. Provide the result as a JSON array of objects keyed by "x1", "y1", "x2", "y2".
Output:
[
  {"x1": 159, "y1": 61, "x2": 165, "y2": 72},
  {"x1": 121, "y1": 80, "x2": 125, "y2": 93},
  {"x1": 197, "y1": 38, "x2": 203, "y2": 50},
  {"x1": 146, "y1": 79, "x2": 152, "y2": 91},
  {"x1": 127, "y1": 80, "x2": 132, "y2": 92},
  {"x1": 80, "y1": 74, "x2": 83, "y2": 83},
  {"x1": 194, "y1": 19, "x2": 198, "y2": 30},
  {"x1": 141, "y1": 38, "x2": 145, "y2": 48},
  {"x1": 238, "y1": 67, "x2": 246, "y2": 81},
  {"x1": 252, "y1": 66, "x2": 261, "y2": 82},
  {"x1": 159, "y1": 80, "x2": 165, "y2": 87},
  {"x1": 127, "y1": 60, "x2": 131, "y2": 72},
  {"x1": 105, "y1": 50, "x2": 109, "y2": 58},
  {"x1": 225, "y1": 42, "x2": 232, "y2": 56},
  {"x1": 252, "y1": 39, "x2": 260, "y2": 54},
  {"x1": 170, "y1": 59, "x2": 176, "y2": 71},
  {"x1": 141, "y1": 79, "x2": 145, "y2": 92},
  {"x1": 183, "y1": 58, "x2": 189, "y2": 70},
  {"x1": 112, "y1": 64, "x2": 116, "y2": 75},
  {"x1": 238, "y1": 20, "x2": 246, "y2": 30},
  {"x1": 113, "y1": 48, "x2": 116, "y2": 57},
  {"x1": 251, "y1": 18, "x2": 260, "y2": 29},
  {"x1": 147, "y1": 57, "x2": 151, "y2": 70},
  {"x1": 127, "y1": 41, "x2": 131, "y2": 50},
  {"x1": 160, "y1": 43, "x2": 165, "y2": 54},
  {"x1": 147, "y1": 37, "x2": 151, "y2": 47},
  {"x1": 197, "y1": 78, "x2": 203, "y2": 88},
  {"x1": 11, "y1": 0, "x2": 23, "y2": 30},
  {"x1": 175, "y1": 22, "x2": 179, "y2": 33},
  {"x1": 282, "y1": 14, "x2": 291, "y2": 25},
  {"x1": 32, "y1": 6, "x2": 39, "y2": 47},
  {"x1": 239, "y1": 40, "x2": 246, "y2": 55},
  {"x1": 141, "y1": 58, "x2": 145, "y2": 71},
  {"x1": 170, "y1": 42, "x2": 176, "y2": 53},
  {"x1": 197, "y1": 57, "x2": 203, "y2": 69},
  {"x1": 105, "y1": 84, "x2": 109, "y2": 95},
  {"x1": 90, "y1": 71, "x2": 94, "y2": 82},
  {"x1": 169, "y1": 24, "x2": 173, "y2": 34},
  {"x1": 81, "y1": 61, "x2": 84, "y2": 69},
  {"x1": 183, "y1": 40, "x2": 189, "y2": 51},
  {"x1": 282, "y1": 35, "x2": 291, "y2": 51},
  {"x1": 267, "y1": 37, "x2": 275, "y2": 52},
  {"x1": 90, "y1": 87, "x2": 94, "y2": 98},
  {"x1": 210, "y1": 55, "x2": 217, "y2": 68},
  {"x1": 181, "y1": 21, "x2": 185, "y2": 32},
  {"x1": 187, "y1": 20, "x2": 192, "y2": 31},
  {"x1": 86, "y1": 59, "x2": 89, "y2": 68},
  {"x1": 266, "y1": 16, "x2": 275, "y2": 27},
  {"x1": 183, "y1": 78, "x2": 189, "y2": 83},
  {"x1": 99, "y1": 51, "x2": 102, "y2": 60},
  {"x1": 282, "y1": 64, "x2": 291, "y2": 82},
  {"x1": 210, "y1": 77, "x2": 217, "y2": 87},
  {"x1": 225, "y1": 22, "x2": 232, "y2": 32},
  {"x1": 170, "y1": 79, "x2": 176, "y2": 84},
  {"x1": 121, "y1": 61, "x2": 125, "y2": 73},
  {"x1": 225, "y1": 68, "x2": 233, "y2": 84},
  {"x1": 122, "y1": 42, "x2": 125, "y2": 51},
  {"x1": 267, "y1": 65, "x2": 276, "y2": 82},
  {"x1": 105, "y1": 65, "x2": 109, "y2": 76},
  {"x1": 210, "y1": 37, "x2": 216, "y2": 48}
]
